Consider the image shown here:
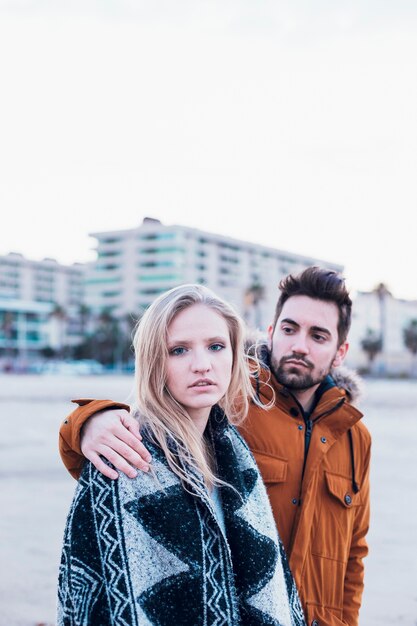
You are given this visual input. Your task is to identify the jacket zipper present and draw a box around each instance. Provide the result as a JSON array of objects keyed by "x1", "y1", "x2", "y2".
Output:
[
  {"x1": 299, "y1": 398, "x2": 346, "y2": 493},
  {"x1": 301, "y1": 418, "x2": 313, "y2": 483}
]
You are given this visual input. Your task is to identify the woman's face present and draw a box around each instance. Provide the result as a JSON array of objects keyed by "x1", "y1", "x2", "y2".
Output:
[{"x1": 165, "y1": 303, "x2": 233, "y2": 432}]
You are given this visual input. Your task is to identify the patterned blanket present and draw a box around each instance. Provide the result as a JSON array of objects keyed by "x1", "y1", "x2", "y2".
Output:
[{"x1": 58, "y1": 407, "x2": 305, "y2": 625}]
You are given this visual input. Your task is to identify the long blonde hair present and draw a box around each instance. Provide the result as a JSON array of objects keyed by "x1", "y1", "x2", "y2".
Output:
[{"x1": 132, "y1": 284, "x2": 257, "y2": 494}]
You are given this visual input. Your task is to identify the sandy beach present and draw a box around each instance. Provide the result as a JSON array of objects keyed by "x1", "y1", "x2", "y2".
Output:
[{"x1": 0, "y1": 374, "x2": 416, "y2": 626}]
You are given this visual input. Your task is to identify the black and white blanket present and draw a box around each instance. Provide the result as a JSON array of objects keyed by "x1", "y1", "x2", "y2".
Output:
[{"x1": 58, "y1": 407, "x2": 305, "y2": 625}]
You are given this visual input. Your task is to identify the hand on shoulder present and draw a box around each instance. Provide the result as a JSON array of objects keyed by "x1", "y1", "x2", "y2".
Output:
[{"x1": 81, "y1": 408, "x2": 152, "y2": 480}]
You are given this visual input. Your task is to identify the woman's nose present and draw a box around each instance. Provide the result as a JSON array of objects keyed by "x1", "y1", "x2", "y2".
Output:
[{"x1": 191, "y1": 349, "x2": 211, "y2": 372}]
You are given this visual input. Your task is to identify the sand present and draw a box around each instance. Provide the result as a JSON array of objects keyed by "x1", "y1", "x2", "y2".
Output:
[{"x1": 0, "y1": 374, "x2": 416, "y2": 625}]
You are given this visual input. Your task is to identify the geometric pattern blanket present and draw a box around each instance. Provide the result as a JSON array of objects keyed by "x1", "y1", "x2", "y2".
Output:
[{"x1": 58, "y1": 406, "x2": 306, "y2": 625}]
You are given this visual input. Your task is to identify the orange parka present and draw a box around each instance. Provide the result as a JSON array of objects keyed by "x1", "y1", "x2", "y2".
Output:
[{"x1": 59, "y1": 367, "x2": 370, "y2": 626}]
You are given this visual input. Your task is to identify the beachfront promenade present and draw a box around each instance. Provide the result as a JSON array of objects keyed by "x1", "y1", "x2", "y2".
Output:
[{"x1": 1, "y1": 374, "x2": 416, "y2": 625}]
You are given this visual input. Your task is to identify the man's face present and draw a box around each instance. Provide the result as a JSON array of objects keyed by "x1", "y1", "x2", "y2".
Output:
[{"x1": 268, "y1": 295, "x2": 348, "y2": 391}]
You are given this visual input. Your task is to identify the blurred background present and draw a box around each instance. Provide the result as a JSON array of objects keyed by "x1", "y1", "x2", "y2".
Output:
[{"x1": 1, "y1": 1, "x2": 417, "y2": 624}]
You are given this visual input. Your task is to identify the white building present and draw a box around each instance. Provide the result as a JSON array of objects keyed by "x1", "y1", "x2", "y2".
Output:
[
  {"x1": 347, "y1": 289, "x2": 417, "y2": 375},
  {"x1": 0, "y1": 253, "x2": 86, "y2": 361},
  {"x1": 85, "y1": 217, "x2": 343, "y2": 329}
]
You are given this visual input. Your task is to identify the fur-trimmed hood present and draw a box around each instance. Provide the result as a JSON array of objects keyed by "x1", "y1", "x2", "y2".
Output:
[{"x1": 244, "y1": 332, "x2": 363, "y2": 405}]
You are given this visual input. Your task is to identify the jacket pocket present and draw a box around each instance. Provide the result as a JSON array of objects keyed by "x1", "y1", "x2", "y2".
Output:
[
  {"x1": 324, "y1": 471, "x2": 362, "y2": 509},
  {"x1": 305, "y1": 602, "x2": 348, "y2": 626},
  {"x1": 311, "y1": 471, "x2": 361, "y2": 565},
  {"x1": 251, "y1": 451, "x2": 288, "y2": 484}
]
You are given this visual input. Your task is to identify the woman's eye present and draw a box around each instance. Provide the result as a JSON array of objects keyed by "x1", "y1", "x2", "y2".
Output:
[
  {"x1": 209, "y1": 343, "x2": 224, "y2": 352},
  {"x1": 170, "y1": 347, "x2": 186, "y2": 356}
]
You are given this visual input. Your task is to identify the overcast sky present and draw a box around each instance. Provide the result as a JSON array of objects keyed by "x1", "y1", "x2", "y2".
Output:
[{"x1": 1, "y1": 0, "x2": 416, "y2": 299}]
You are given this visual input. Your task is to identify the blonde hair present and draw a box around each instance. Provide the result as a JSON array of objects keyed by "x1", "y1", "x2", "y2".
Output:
[{"x1": 132, "y1": 283, "x2": 258, "y2": 494}]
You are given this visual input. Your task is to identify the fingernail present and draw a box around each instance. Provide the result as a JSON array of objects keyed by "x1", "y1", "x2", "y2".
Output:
[
  {"x1": 146, "y1": 455, "x2": 152, "y2": 463},
  {"x1": 142, "y1": 464, "x2": 150, "y2": 473}
]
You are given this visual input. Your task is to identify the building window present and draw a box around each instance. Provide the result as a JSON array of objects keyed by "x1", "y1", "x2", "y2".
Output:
[
  {"x1": 101, "y1": 238, "x2": 120, "y2": 244},
  {"x1": 138, "y1": 288, "x2": 166, "y2": 295},
  {"x1": 138, "y1": 274, "x2": 181, "y2": 282},
  {"x1": 102, "y1": 291, "x2": 121, "y2": 298},
  {"x1": 85, "y1": 278, "x2": 120, "y2": 285},
  {"x1": 98, "y1": 251, "x2": 121, "y2": 258},
  {"x1": 138, "y1": 232, "x2": 176, "y2": 241},
  {"x1": 138, "y1": 246, "x2": 185, "y2": 254},
  {"x1": 138, "y1": 260, "x2": 177, "y2": 268}
]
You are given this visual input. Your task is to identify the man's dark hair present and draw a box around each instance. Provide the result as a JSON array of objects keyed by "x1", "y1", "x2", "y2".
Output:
[{"x1": 272, "y1": 266, "x2": 352, "y2": 346}]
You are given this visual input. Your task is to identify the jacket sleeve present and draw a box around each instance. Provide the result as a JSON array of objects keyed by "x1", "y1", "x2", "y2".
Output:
[
  {"x1": 342, "y1": 430, "x2": 371, "y2": 626},
  {"x1": 59, "y1": 398, "x2": 131, "y2": 479}
]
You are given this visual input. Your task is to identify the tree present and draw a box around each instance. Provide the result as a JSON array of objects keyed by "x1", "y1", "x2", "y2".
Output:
[
  {"x1": 1, "y1": 311, "x2": 15, "y2": 369},
  {"x1": 49, "y1": 303, "x2": 67, "y2": 357},
  {"x1": 78, "y1": 304, "x2": 91, "y2": 337},
  {"x1": 373, "y1": 282, "x2": 391, "y2": 351},
  {"x1": 244, "y1": 282, "x2": 265, "y2": 330},
  {"x1": 403, "y1": 319, "x2": 417, "y2": 377},
  {"x1": 360, "y1": 328, "x2": 382, "y2": 372},
  {"x1": 119, "y1": 313, "x2": 140, "y2": 366}
]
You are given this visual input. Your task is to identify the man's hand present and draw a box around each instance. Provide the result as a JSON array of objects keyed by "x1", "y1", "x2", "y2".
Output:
[{"x1": 80, "y1": 409, "x2": 152, "y2": 480}]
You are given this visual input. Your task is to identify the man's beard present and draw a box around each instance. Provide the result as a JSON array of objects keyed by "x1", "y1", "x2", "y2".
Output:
[{"x1": 270, "y1": 353, "x2": 333, "y2": 391}]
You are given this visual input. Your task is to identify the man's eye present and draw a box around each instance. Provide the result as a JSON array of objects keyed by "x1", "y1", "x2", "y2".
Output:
[
  {"x1": 313, "y1": 335, "x2": 326, "y2": 342},
  {"x1": 170, "y1": 347, "x2": 187, "y2": 356},
  {"x1": 209, "y1": 343, "x2": 224, "y2": 352},
  {"x1": 282, "y1": 327, "x2": 294, "y2": 334}
]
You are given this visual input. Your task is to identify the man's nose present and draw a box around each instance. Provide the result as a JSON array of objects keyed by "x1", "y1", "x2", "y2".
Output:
[{"x1": 291, "y1": 333, "x2": 309, "y2": 354}]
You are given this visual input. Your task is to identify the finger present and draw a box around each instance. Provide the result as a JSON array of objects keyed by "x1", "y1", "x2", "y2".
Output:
[
  {"x1": 106, "y1": 438, "x2": 151, "y2": 472},
  {"x1": 87, "y1": 452, "x2": 119, "y2": 480},
  {"x1": 111, "y1": 424, "x2": 152, "y2": 463},
  {"x1": 120, "y1": 414, "x2": 143, "y2": 440},
  {"x1": 99, "y1": 445, "x2": 147, "y2": 478}
]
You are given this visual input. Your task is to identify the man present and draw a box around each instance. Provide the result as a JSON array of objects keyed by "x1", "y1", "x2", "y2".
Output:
[{"x1": 60, "y1": 266, "x2": 371, "y2": 626}]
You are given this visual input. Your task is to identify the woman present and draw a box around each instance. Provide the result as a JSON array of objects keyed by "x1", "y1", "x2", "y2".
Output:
[{"x1": 58, "y1": 284, "x2": 305, "y2": 626}]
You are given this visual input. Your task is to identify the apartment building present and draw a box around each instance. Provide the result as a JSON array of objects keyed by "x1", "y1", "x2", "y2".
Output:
[
  {"x1": 0, "y1": 252, "x2": 85, "y2": 359},
  {"x1": 85, "y1": 218, "x2": 343, "y2": 329},
  {"x1": 347, "y1": 289, "x2": 417, "y2": 375}
]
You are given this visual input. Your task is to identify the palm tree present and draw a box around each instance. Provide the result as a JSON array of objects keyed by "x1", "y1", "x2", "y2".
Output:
[
  {"x1": 72, "y1": 304, "x2": 93, "y2": 360},
  {"x1": 244, "y1": 282, "x2": 265, "y2": 330},
  {"x1": 374, "y1": 283, "x2": 391, "y2": 351},
  {"x1": 92, "y1": 309, "x2": 121, "y2": 366},
  {"x1": 78, "y1": 304, "x2": 91, "y2": 339},
  {"x1": 1, "y1": 311, "x2": 15, "y2": 369},
  {"x1": 119, "y1": 313, "x2": 140, "y2": 366},
  {"x1": 50, "y1": 304, "x2": 67, "y2": 358},
  {"x1": 403, "y1": 319, "x2": 417, "y2": 377},
  {"x1": 360, "y1": 328, "x2": 382, "y2": 373}
]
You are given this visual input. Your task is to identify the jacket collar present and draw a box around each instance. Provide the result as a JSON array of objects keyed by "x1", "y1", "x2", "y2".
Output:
[{"x1": 255, "y1": 366, "x2": 363, "y2": 432}]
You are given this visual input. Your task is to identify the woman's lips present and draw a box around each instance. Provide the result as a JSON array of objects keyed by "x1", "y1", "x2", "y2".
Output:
[{"x1": 189, "y1": 378, "x2": 216, "y2": 388}]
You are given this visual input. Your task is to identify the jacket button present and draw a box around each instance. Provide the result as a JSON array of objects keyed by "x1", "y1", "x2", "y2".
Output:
[
  {"x1": 290, "y1": 407, "x2": 299, "y2": 417},
  {"x1": 298, "y1": 424, "x2": 303, "y2": 430},
  {"x1": 292, "y1": 498, "x2": 298, "y2": 505},
  {"x1": 344, "y1": 493, "x2": 352, "y2": 505},
  {"x1": 311, "y1": 621, "x2": 319, "y2": 626},
  {"x1": 320, "y1": 436, "x2": 327, "y2": 443}
]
